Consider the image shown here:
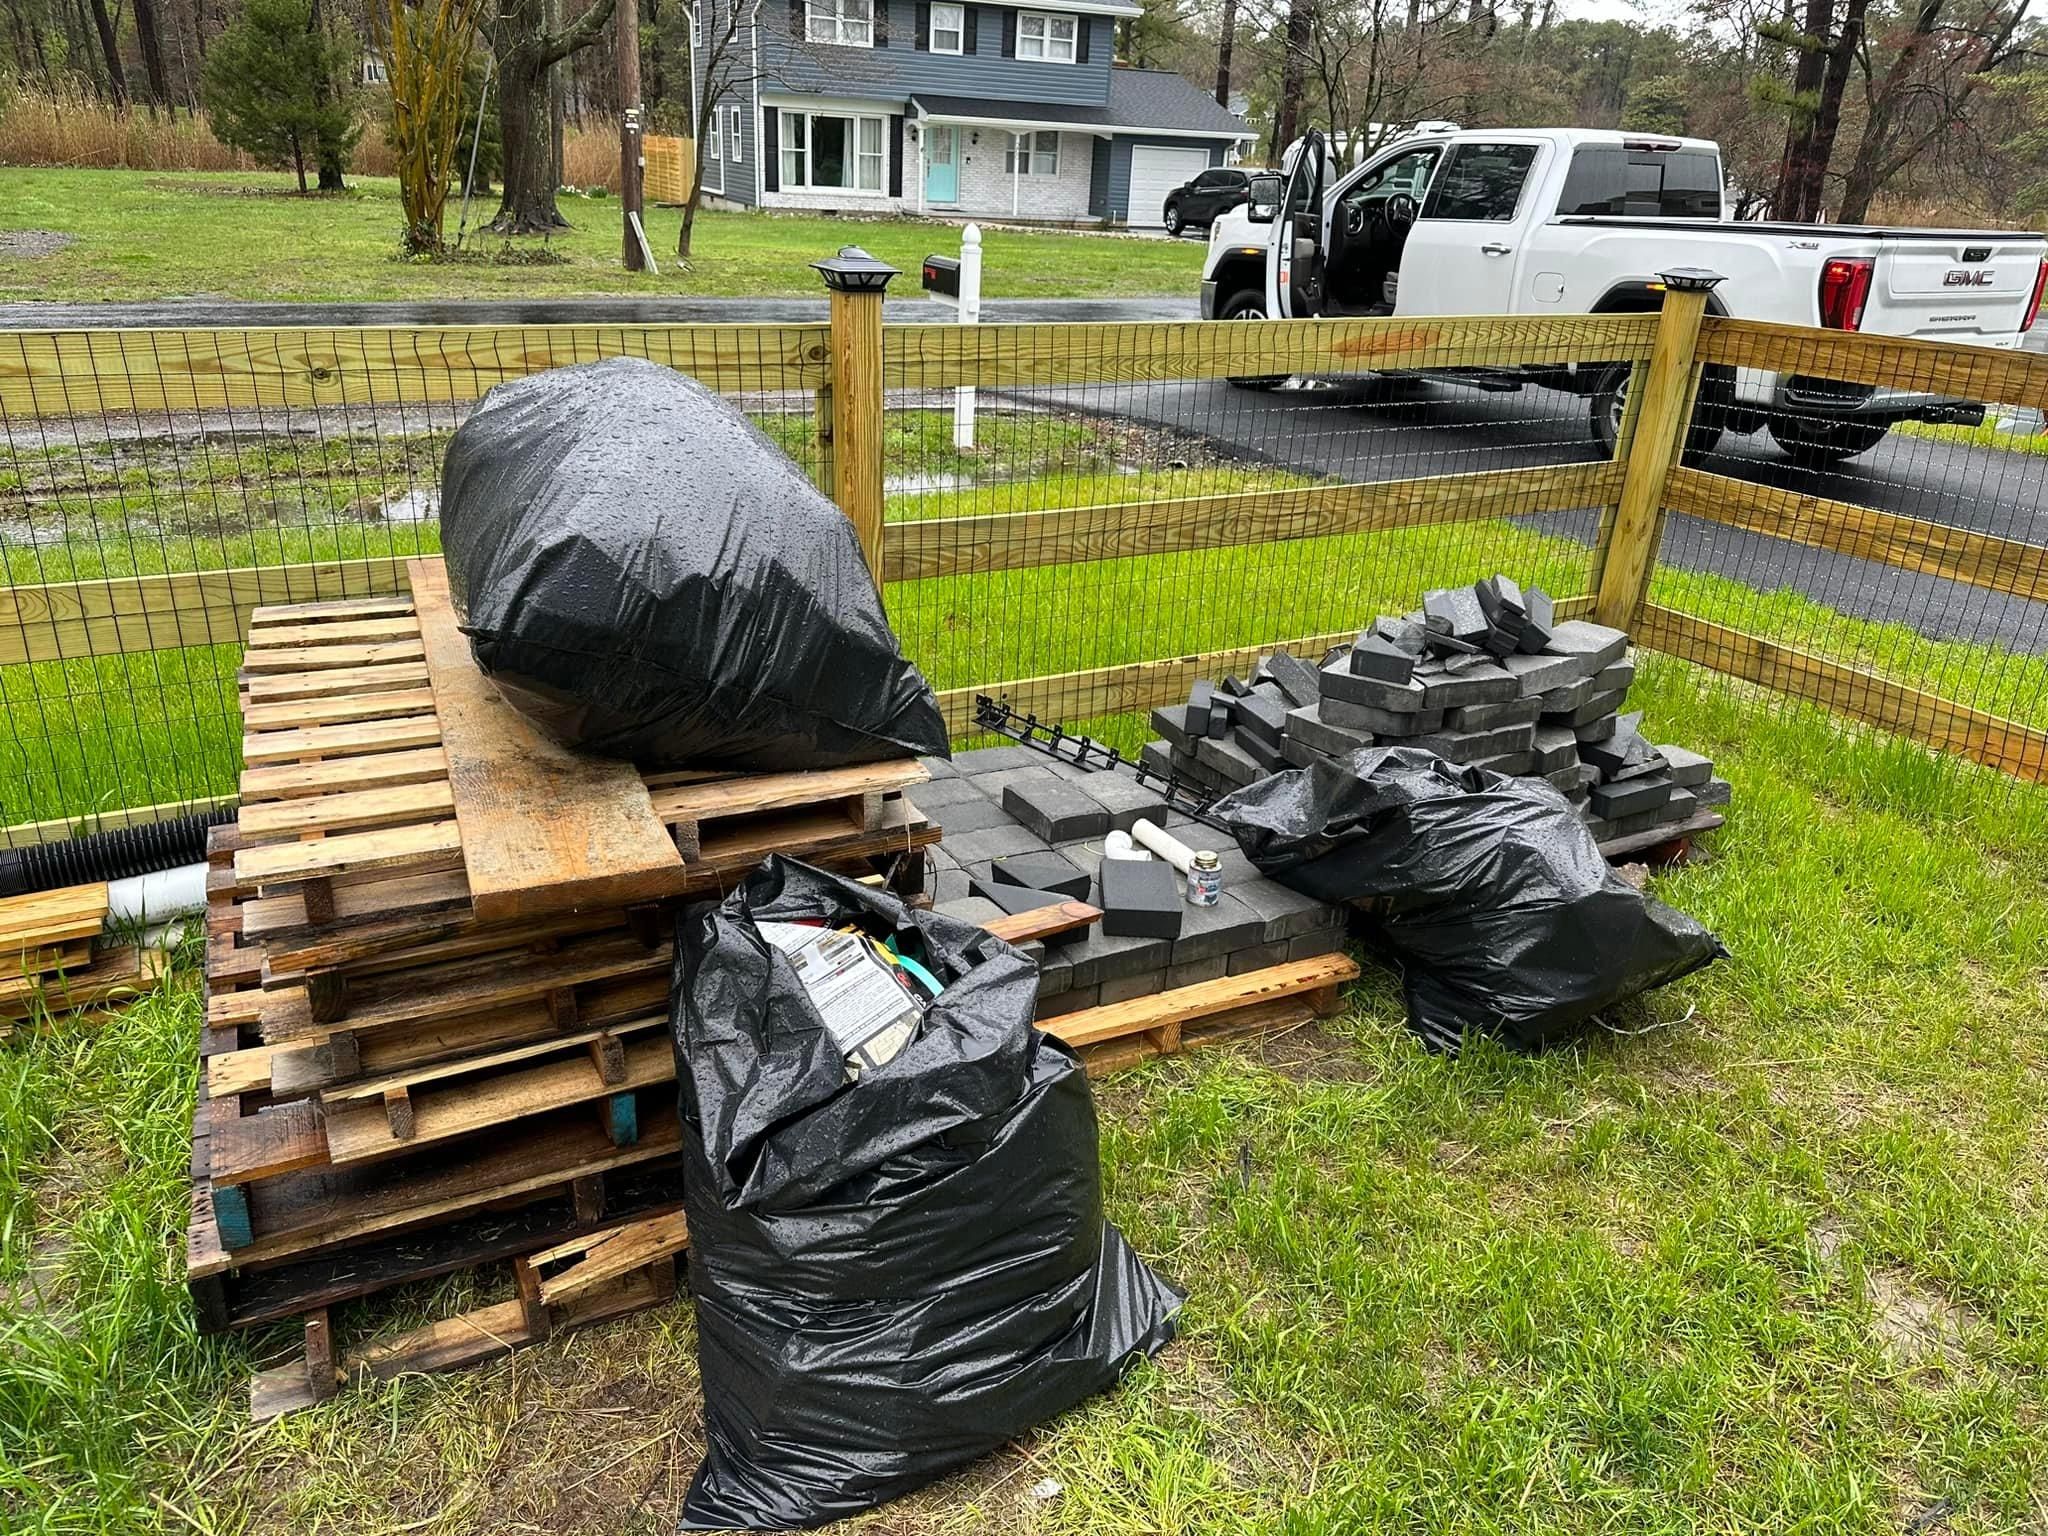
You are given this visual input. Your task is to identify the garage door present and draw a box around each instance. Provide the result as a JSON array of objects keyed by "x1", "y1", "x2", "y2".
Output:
[{"x1": 1127, "y1": 146, "x2": 1213, "y2": 229}]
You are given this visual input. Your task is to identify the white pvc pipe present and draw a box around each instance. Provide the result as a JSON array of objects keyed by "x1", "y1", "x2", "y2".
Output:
[
  {"x1": 1130, "y1": 818, "x2": 1197, "y2": 873},
  {"x1": 1101, "y1": 829, "x2": 1153, "y2": 862},
  {"x1": 106, "y1": 861, "x2": 207, "y2": 929}
]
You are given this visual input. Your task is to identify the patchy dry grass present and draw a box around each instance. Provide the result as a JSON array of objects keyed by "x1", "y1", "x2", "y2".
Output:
[{"x1": 5, "y1": 658, "x2": 2048, "y2": 1533}]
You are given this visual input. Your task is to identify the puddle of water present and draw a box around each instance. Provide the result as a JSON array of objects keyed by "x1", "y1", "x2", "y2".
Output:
[{"x1": 381, "y1": 488, "x2": 440, "y2": 524}]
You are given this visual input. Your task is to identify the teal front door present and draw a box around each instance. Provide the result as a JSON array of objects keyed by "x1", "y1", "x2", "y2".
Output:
[{"x1": 925, "y1": 126, "x2": 959, "y2": 205}]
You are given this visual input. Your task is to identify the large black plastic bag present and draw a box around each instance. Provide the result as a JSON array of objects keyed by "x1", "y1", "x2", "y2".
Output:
[
  {"x1": 439, "y1": 356, "x2": 949, "y2": 771},
  {"x1": 670, "y1": 857, "x2": 1183, "y2": 1530},
  {"x1": 1212, "y1": 748, "x2": 1724, "y2": 1052}
]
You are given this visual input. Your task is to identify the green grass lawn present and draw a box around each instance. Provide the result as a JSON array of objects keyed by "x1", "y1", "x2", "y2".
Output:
[
  {"x1": 5, "y1": 659, "x2": 2047, "y2": 1534},
  {"x1": 0, "y1": 168, "x2": 1206, "y2": 305}
]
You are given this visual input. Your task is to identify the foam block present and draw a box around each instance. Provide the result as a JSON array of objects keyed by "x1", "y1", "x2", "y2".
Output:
[
  {"x1": 1098, "y1": 858, "x2": 1184, "y2": 940},
  {"x1": 990, "y1": 851, "x2": 1092, "y2": 901}
]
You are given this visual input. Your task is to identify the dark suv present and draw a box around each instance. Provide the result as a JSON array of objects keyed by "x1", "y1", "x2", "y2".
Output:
[{"x1": 1162, "y1": 168, "x2": 1255, "y2": 237}]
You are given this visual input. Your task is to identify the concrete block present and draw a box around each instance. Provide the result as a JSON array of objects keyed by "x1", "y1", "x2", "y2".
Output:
[
  {"x1": 1035, "y1": 986, "x2": 1099, "y2": 1018},
  {"x1": 918, "y1": 754, "x2": 958, "y2": 779},
  {"x1": 1444, "y1": 695, "x2": 1543, "y2": 732},
  {"x1": 1064, "y1": 926, "x2": 1174, "y2": 988},
  {"x1": 1239, "y1": 729, "x2": 1287, "y2": 773},
  {"x1": 934, "y1": 869, "x2": 972, "y2": 905},
  {"x1": 991, "y1": 850, "x2": 1091, "y2": 901},
  {"x1": 1165, "y1": 954, "x2": 1229, "y2": 989},
  {"x1": 1697, "y1": 776, "x2": 1733, "y2": 807},
  {"x1": 1169, "y1": 890, "x2": 1267, "y2": 964},
  {"x1": 1517, "y1": 587, "x2": 1556, "y2": 653},
  {"x1": 1546, "y1": 687, "x2": 1630, "y2": 729},
  {"x1": 933, "y1": 795, "x2": 1020, "y2": 836},
  {"x1": 1574, "y1": 713, "x2": 1619, "y2": 744},
  {"x1": 1502, "y1": 649, "x2": 1595, "y2": 695},
  {"x1": 1662, "y1": 785, "x2": 1700, "y2": 822},
  {"x1": 1099, "y1": 969, "x2": 1167, "y2": 1006},
  {"x1": 1228, "y1": 940, "x2": 1293, "y2": 975},
  {"x1": 1544, "y1": 620, "x2": 1630, "y2": 671},
  {"x1": 1532, "y1": 725, "x2": 1579, "y2": 773},
  {"x1": 911, "y1": 775, "x2": 996, "y2": 810},
  {"x1": 950, "y1": 745, "x2": 1045, "y2": 775},
  {"x1": 1657, "y1": 744, "x2": 1714, "y2": 787},
  {"x1": 1313, "y1": 696, "x2": 1446, "y2": 738},
  {"x1": 1609, "y1": 807, "x2": 1670, "y2": 839},
  {"x1": 1233, "y1": 874, "x2": 1345, "y2": 942},
  {"x1": 1581, "y1": 715, "x2": 1665, "y2": 782},
  {"x1": 1281, "y1": 736, "x2": 1333, "y2": 770},
  {"x1": 1072, "y1": 771, "x2": 1174, "y2": 834},
  {"x1": 1141, "y1": 740, "x2": 1178, "y2": 782},
  {"x1": 1541, "y1": 763, "x2": 1584, "y2": 793},
  {"x1": 1285, "y1": 702, "x2": 1373, "y2": 757},
  {"x1": 1474, "y1": 750, "x2": 1537, "y2": 776},
  {"x1": 1003, "y1": 780, "x2": 1111, "y2": 843},
  {"x1": 1349, "y1": 633, "x2": 1417, "y2": 684},
  {"x1": 1595, "y1": 658, "x2": 1637, "y2": 696},
  {"x1": 1152, "y1": 703, "x2": 1197, "y2": 751},
  {"x1": 941, "y1": 824, "x2": 1049, "y2": 868},
  {"x1": 936, "y1": 895, "x2": 1008, "y2": 929},
  {"x1": 1417, "y1": 661, "x2": 1521, "y2": 709},
  {"x1": 1423, "y1": 586, "x2": 1490, "y2": 644},
  {"x1": 1407, "y1": 722, "x2": 1536, "y2": 765},
  {"x1": 975, "y1": 764, "x2": 1061, "y2": 803},
  {"x1": 1099, "y1": 858, "x2": 1184, "y2": 939},
  {"x1": 1287, "y1": 928, "x2": 1349, "y2": 962},
  {"x1": 1196, "y1": 734, "x2": 1266, "y2": 788},
  {"x1": 1267, "y1": 650, "x2": 1323, "y2": 707},
  {"x1": 1537, "y1": 674, "x2": 1596, "y2": 713},
  {"x1": 1320, "y1": 655, "x2": 1429, "y2": 712},
  {"x1": 1233, "y1": 690, "x2": 1292, "y2": 749},
  {"x1": 1589, "y1": 774, "x2": 1671, "y2": 819},
  {"x1": 968, "y1": 878, "x2": 1069, "y2": 919},
  {"x1": 1187, "y1": 679, "x2": 1217, "y2": 738}
]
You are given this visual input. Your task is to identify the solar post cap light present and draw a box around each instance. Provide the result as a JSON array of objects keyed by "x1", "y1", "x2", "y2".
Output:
[{"x1": 812, "y1": 246, "x2": 903, "y2": 293}]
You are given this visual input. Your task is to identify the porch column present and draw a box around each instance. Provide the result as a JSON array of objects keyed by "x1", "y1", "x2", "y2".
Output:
[{"x1": 1011, "y1": 130, "x2": 1022, "y2": 217}]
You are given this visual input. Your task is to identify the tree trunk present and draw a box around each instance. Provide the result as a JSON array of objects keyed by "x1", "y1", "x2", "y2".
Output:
[
  {"x1": 1214, "y1": 0, "x2": 1237, "y2": 106},
  {"x1": 1790, "y1": 0, "x2": 1865, "y2": 218},
  {"x1": 1834, "y1": 0, "x2": 1943, "y2": 222},
  {"x1": 309, "y1": 0, "x2": 350, "y2": 190},
  {"x1": 291, "y1": 133, "x2": 308, "y2": 193},
  {"x1": 1773, "y1": 0, "x2": 1831, "y2": 218},
  {"x1": 87, "y1": 0, "x2": 128, "y2": 104},
  {"x1": 492, "y1": 0, "x2": 619, "y2": 232},
  {"x1": 134, "y1": 0, "x2": 171, "y2": 104},
  {"x1": 1276, "y1": 0, "x2": 1313, "y2": 152}
]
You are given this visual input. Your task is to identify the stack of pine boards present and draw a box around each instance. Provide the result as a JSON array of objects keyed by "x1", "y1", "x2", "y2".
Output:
[
  {"x1": 0, "y1": 881, "x2": 165, "y2": 1038},
  {"x1": 192, "y1": 557, "x2": 1359, "y2": 1419}
]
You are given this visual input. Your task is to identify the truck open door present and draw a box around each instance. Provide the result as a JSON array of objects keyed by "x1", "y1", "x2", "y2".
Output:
[{"x1": 1269, "y1": 130, "x2": 1328, "y2": 319}]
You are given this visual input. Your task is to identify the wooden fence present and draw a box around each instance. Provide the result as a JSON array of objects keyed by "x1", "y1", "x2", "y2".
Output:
[
  {"x1": 640, "y1": 135, "x2": 695, "y2": 204},
  {"x1": 2, "y1": 283, "x2": 2045, "y2": 846}
]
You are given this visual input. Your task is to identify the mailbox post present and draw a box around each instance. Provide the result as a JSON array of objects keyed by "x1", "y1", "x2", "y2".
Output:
[{"x1": 920, "y1": 224, "x2": 983, "y2": 450}]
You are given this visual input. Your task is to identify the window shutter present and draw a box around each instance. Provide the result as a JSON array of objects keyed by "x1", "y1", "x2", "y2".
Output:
[
  {"x1": 763, "y1": 110, "x2": 780, "y2": 191},
  {"x1": 874, "y1": 0, "x2": 889, "y2": 45},
  {"x1": 915, "y1": 0, "x2": 928, "y2": 46},
  {"x1": 964, "y1": 4, "x2": 978, "y2": 49},
  {"x1": 1001, "y1": 8, "x2": 1014, "y2": 55},
  {"x1": 890, "y1": 115, "x2": 905, "y2": 195},
  {"x1": 789, "y1": 0, "x2": 803, "y2": 37},
  {"x1": 1076, "y1": 16, "x2": 1090, "y2": 61}
]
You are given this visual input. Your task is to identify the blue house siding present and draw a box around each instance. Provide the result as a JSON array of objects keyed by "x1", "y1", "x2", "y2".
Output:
[
  {"x1": 1105, "y1": 133, "x2": 1228, "y2": 219},
  {"x1": 760, "y1": 3, "x2": 1114, "y2": 109},
  {"x1": 688, "y1": 0, "x2": 763, "y2": 204}
]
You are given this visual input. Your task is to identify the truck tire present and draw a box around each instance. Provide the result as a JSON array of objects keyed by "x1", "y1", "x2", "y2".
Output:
[
  {"x1": 1589, "y1": 363, "x2": 1723, "y2": 461},
  {"x1": 1220, "y1": 290, "x2": 1286, "y2": 391},
  {"x1": 1163, "y1": 201, "x2": 1186, "y2": 237},
  {"x1": 1767, "y1": 418, "x2": 1890, "y2": 466}
]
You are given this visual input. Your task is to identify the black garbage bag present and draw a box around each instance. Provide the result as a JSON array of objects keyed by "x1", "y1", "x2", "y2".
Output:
[
  {"x1": 670, "y1": 857, "x2": 1183, "y2": 1530},
  {"x1": 439, "y1": 356, "x2": 949, "y2": 772},
  {"x1": 1211, "y1": 748, "x2": 1724, "y2": 1052}
]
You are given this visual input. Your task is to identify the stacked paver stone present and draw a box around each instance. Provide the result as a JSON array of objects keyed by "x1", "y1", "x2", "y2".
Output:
[{"x1": 1142, "y1": 576, "x2": 1733, "y2": 845}]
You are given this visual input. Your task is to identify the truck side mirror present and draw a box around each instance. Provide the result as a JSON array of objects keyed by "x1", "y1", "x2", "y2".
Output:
[{"x1": 1246, "y1": 201, "x2": 1276, "y2": 224}]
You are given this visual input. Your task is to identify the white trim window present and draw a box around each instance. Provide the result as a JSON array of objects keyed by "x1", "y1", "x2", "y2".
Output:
[
  {"x1": 1004, "y1": 129, "x2": 1059, "y2": 176},
  {"x1": 708, "y1": 112, "x2": 723, "y2": 161},
  {"x1": 779, "y1": 109, "x2": 886, "y2": 191},
  {"x1": 727, "y1": 105, "x2": 743, "y2": 162},
  {"x1": 1017, "y1": 11, "x2": 1077, "y2": 61},
  {"x1": 806, "y1": 0, "x2": 874, "y2": 45},
  {"x1": 929, "y1": 1, "x2": 965, "y2": 51}
]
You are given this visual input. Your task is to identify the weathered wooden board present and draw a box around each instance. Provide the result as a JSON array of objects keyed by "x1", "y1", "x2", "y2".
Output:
[
  {"x1": 408, "y1": 559, "x2": 684, "y2": 923},
  {"x1": 1696, "y1": 317, "x2": 2048, "y2": 415},
  {"x1": 1046, "y1": 952, "x2": 1359, "y2": 1051}
]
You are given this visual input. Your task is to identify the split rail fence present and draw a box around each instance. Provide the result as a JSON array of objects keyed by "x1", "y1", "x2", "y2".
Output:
[{"x1": 3, "y1": 272, "x2": 2044, "y2": 848}]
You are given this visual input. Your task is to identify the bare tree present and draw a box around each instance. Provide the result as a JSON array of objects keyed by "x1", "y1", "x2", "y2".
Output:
[
  {"x1": 381, "y1": 0, "x2": 484, "y2": 250},
  {"x1": 1216, "y1": 0, "x2": 1239, "y2": 104}
]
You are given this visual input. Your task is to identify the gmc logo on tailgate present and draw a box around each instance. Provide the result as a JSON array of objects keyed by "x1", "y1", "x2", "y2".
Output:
[{"x1": 1944, "y1": 269, "x2": 1995, "y2": 287}]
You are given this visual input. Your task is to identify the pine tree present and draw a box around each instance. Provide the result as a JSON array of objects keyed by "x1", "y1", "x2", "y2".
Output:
[{"x1": 203, "y1": 0, "x2": 362, "y2": 193}]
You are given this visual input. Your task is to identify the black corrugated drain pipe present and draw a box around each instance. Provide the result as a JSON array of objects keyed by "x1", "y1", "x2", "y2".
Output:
[{"x1": 0, "y1": 808, "x2": 237, "y2": 898}]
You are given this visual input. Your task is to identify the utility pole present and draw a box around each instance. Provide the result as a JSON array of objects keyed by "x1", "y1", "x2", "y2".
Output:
[
  {"x1": 1215, "y1": 0, "x2": 1237, "y2": 107},
  {"x1": 618, "y1": 0, "x2": 645, "y2": 268}
]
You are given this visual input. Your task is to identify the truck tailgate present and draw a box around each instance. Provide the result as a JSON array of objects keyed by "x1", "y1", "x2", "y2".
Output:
[{"x1": 1868, "y1": 237, "x2": 2044, "y2": 341}]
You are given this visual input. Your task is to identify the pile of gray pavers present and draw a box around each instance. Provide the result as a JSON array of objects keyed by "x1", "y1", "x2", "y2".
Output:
[
  {"x1": 914, "y1": 747, "x2": 1350, "y2": 1019},
  {"x1": 1141, "y1": 575, "x2": 1734, "y2": 848}
]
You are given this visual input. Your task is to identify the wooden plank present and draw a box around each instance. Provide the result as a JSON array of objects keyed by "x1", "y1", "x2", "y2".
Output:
[
  {"x1": 240, "y1": 715, "x2": 441, "y2": 766},
  {"x1": 242, "y1": 662, "x2": 431, "y2": 704},
  {"x1": 1046, "y1": 953, "x2": 1360, "y2": 1051},
  {"x1": 643, "y1": 759, "x2": 928, "y2": 825},
  {"x1": 1591, "y1": 286, "x2": 1711, "y2": 630},
  {"x1": 1695, "y1": 317, "x2": 2048, "y2": 414},
  {"x1": 1664, "y1": 465, "x2": 2048, "y2": 604},
  {"x1": 3, "y1": 794, "x2": 234, "y2": 853},
  {"x1": 236, "y1": 781, "x2": 455, "y2": 842},
  {"x1": 882, "y1": 313, "x2": 1661, "y2": 389},
  {"x1": 0, "y1": 938, "x2": 91, "y2": 982},
  {"x1": 829, "y1": 286, "x2": 887, "y2": 576},
  {"x1": 1596, "y1": 810, "x2": 1727, "y2": 860},
  {"x1": 883, "y1": 461, "x2": 1627, "y2": 584},
  {"x1": 320, "y1": 1014, "x2": 666, "y2": 1105},
  {"x1": 934, "y1": 631, "x2": 1359, "y2": 735},
  {"x1": 323, "y1": 1035, "x2": 673, "y2": 1165},
  {"x1": 242, "y1": 687, "x2": 439, "y2": 732},
  {"x1": 243, "y1": 617, "x2": 420, "y2": 648},
  {"x1": 239, "y1": 747, "x2": 450, "y2": 803},
  {"x1": 533, "y1": 1211, "x2": 691, "y2": 1306},
  {"x1": 409, "y1": 558, "x2": 683, "y2": 924},
  {"x1": 209, "y1": 1097, "x2": 329, "y2": 1186},
  {"x1": 239, "y1": 867, "x2": 470, "y2": 940},
  {"x1": 257, "y1": 902, "x2": 621, "y2": 980},
  {"x1": 981, "y1": 900, "x2": 1101, "y2": 945},
  {"x1": 1, "y1": 324, "x2": 833, "y2": 418},
  {"x1": 250, "y1": 596, "x2": 418, "y2": 626},
  {"x1": 239, "y1": 640, "x2": 426, "y2": 674},
  {"x1": 0, "y1": 883, "x2": 109, "y2": 949},
  {"x1": 1635, "y1": 604, "x2": 2048, "y2": 782},
  {"x1": 233, "y1": 819, "x2": 461, "y2": 887},
  {"x1": 0, "y1": 558, "x2": 411, "y2": 668}
]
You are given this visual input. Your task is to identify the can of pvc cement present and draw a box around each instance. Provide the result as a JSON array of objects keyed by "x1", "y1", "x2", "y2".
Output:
[{"x1": 1187, "y1": 849, "x2": 1222, "y2": 907}]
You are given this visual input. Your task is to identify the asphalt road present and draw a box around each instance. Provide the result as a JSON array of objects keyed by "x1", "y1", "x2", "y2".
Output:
[{"x1": 1018, "y1": 372, "x2": 2048, "y2": 654}]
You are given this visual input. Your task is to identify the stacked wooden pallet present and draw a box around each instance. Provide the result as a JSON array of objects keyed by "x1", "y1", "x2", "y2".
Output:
[
  {"x1": 0, "y1": 882, "x2": 165, "y2": 1036},
  {"x1": 193, "y1": 557, "x2": 1358, "y2": 1419}
]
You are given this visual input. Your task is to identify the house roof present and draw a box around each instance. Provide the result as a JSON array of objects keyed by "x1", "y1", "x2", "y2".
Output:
[{"x1": 911, "y1": 70, "x2": 1256, "y2": 140}]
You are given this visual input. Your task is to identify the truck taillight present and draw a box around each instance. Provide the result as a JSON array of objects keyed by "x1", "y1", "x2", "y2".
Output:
[
  {"x1": 2024, "y1": 259, "x2": 2048, "y2": 332},
  {"x1": 1818, "y1": 257, "x2": 1874, "y2": 331}
]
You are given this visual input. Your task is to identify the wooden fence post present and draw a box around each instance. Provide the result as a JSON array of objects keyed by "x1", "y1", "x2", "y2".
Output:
[
  {"x1": 1591, "y1": 268, "x2": 1723, "y2": 632},
  {"x1": 815, "y1": 247, "x2": 900, "y2": 583}
]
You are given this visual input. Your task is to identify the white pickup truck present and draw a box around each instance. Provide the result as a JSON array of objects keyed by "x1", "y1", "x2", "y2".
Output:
[{"x1": 1199, "y1": 126, "x2": 2048, "y2": 463}]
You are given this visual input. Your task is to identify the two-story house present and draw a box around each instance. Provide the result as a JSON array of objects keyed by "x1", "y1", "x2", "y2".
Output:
[{"x1": 690, "y1": 0, "x2": 1255, "y2": 227}]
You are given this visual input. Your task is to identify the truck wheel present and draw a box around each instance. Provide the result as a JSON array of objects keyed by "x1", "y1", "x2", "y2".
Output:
[
  {"x1": 1163, "y1": 202, "x2": 1185, "y2": 237},
  {"x1": 1589, "y1": 363, "x2": 1723, "y2": 461},
  {"x1": 1220, "y1": 290, "x2": 1286, "y2": 391},
  {"x1": 1767, "y1": 418, "x2": 1891, "y2": 466}
]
